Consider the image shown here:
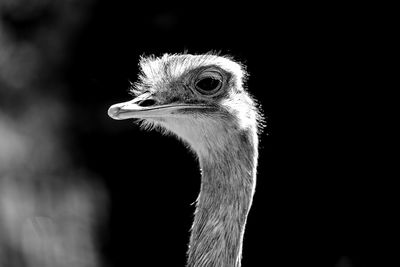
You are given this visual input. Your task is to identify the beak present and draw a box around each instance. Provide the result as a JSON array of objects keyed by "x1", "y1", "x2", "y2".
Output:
[{"x1": 108, "y1": 93, "x2": 210, "y2": 120}]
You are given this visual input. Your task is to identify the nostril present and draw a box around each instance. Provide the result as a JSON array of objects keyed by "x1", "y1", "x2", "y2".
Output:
[{"x1": 139, "y1": 99, "x2": 156, "y2": 107}]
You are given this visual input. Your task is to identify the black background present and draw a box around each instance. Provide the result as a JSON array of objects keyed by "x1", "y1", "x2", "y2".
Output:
[
  {"x1": 1, "y1": 1, "x2": 382, "y2": 266},
  {"x1": 64, "y1": 2, "x2": 376, "y2": 267}
]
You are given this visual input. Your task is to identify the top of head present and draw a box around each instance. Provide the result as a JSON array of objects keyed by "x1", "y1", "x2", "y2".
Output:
[{"x1": 108, "y1": 53, "x2": 260, "y2": 156}]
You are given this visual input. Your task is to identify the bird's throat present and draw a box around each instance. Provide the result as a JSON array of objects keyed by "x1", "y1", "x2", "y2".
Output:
[{"x1": 187, "y1": 130, "x2": 258, "y2": 267}]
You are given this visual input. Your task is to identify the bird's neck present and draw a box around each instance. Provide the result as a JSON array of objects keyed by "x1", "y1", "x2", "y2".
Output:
[{"x1": 187, "y1": 130, "x2": 258, "y2": 267}]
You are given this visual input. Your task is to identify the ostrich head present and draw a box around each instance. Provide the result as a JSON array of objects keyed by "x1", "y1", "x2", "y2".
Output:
[
  {"x1": 108, "y1": 54, "x2": 259, "y2": 158},
  {"x1": 108, "y1": 53, "x2": 261, "y2": 267}
]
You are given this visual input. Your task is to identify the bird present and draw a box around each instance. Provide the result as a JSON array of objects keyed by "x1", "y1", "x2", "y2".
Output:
[{"x1": 108, "y1": 53, "x2": 262, "y2": 267}]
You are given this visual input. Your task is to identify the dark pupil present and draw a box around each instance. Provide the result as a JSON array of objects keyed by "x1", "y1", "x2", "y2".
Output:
[{"x1": 196, "y1": 77, "x2": 220, "y2": 91}]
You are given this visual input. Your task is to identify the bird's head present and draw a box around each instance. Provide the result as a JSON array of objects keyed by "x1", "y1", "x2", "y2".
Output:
[{"x1": 108, "y1": 54, "x2": 260, "y2": 156}]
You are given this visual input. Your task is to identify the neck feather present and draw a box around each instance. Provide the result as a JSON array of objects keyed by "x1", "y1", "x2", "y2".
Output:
[{"x1": 187, "y1": 128, "x2": 258, "y2": 267}]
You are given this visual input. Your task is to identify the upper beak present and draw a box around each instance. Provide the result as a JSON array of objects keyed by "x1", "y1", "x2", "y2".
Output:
[{"x1": 108, "y1": 93, "x2": 210, "y2": 120}]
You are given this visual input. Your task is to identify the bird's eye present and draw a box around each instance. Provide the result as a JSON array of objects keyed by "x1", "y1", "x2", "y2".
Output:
[{"x1": 195, "y1": 72, "x2": 223, "y2": 95}]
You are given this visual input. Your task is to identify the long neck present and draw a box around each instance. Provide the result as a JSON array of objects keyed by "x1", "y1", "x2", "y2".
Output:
[{"x1": 187, "y1": 130, "x2": 258, "y2": 267}]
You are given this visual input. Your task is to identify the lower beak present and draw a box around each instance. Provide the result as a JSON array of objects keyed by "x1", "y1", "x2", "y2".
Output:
[{"x1": 108, "y1": 97, "x2": 210, "y2": 120}]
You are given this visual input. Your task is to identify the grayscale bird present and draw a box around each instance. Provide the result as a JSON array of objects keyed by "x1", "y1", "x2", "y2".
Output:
[{"x1": 108, "y1": 53, "x2": 263, "y2": 267}]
